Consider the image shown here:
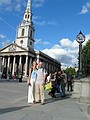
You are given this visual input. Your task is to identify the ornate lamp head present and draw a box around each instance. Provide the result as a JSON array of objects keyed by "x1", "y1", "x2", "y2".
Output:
[{"x1": 76, "y1": 31, "x2": 85, "y2": 43}]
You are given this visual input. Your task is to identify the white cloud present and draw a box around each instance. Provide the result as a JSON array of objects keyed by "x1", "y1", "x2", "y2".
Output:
[
  {"x1": 15, "y1": 3, "x2": 21, "y2": 11},
  {"x1": 34, "y1": 20, "x2": 57, "y2": 26},
  {"x1": 35, "y1": 39, "x2": 51, "y2": 45},
  {"x1": 0, "y1": 0, "x2": 24, "y2": 12},
  {"x1": 33, "y1": 16, "x2": 41, "y2": 20},
  {"x1": 80, "y1": 1, "x2": 90, "y2": 14},
  {"x1": 47, "y1": 20, "x2": 57, "y2": 25},
  {"x1": 60, "y1": 38, "x2": 78, "y2": 49},
  {"x1": 41, "y1": 34, "x2": 90, "y2": 67},
  {"x1": 60, "y1": 38, "x2": 72, "y2": 47},
  {"x1": 84, "y1": 33, "x2": 90, "y2": 44},
  {"x1": 33, "y1": 15, "x2": 57, "y2": 26},
  {"x1": 0, "y1": 0, "x2": 11, "y2": 5},
  {"x1": 2, "y1": 39, "x2": 11, "y2": 47},
  {"x1": 0, "y1": 34, "x2": 6, "y2": 39},
  {"x1": 34, "y1": 21, "x2": 46, "y2": 26},
  {"x1": 33, "y1": 0, "x2": 45, "y2": 8}
]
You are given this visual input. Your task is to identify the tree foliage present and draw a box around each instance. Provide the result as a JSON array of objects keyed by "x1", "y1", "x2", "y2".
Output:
[
  {"x1": 82, "y1": 40, "x2": 90, "y2": 76},
  {"x1": 65, "y1": 67, "x2": 76, "y2": 76}
]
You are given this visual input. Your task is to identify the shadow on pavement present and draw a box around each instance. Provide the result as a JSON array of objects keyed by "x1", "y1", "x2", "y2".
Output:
[
  {"x1": 45, "y1": 93, "x2": 72, "y2": 104},
  {"x1": 0, "y1": 105, "x2": 29, "y2": 115}
]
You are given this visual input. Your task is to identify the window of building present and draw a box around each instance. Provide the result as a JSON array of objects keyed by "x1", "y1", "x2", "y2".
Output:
[
  {"x1": 22, "y1": 29, "x2": 24, "y2": 36},
  {"x1": 28, "y1": 15, "x2": 29, "y2": 19},
  {"x1": 25, "y1": 15, "x2": 27, "y2": 18},
  {"x1": 30, "y1": 30, "x2": 32, "y2": 38},
  {"x1": 30, "y1": 42, "x2": 32, "y2": 45},
  {"x1": 28, "y1": 28, "x2": 30, "y2": 37},
  {"x1": 20, "y1": 40, "x2": 23, "y2": 44}
]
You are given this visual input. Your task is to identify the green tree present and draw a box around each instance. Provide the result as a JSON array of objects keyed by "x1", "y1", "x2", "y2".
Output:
[
  {"x1": 82, "y1": 40, "x2": 90, "y2": 76},
  {"x1": 65, "y1": 67, "x2": 76, "y2": 76}
]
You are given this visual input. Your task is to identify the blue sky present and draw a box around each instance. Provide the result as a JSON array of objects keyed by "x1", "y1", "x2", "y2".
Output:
[{"x1": 0, "y1": 0, "x2": 90, "y2": 67}]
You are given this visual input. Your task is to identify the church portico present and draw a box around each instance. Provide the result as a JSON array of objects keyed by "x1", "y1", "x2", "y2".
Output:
[{"x1": 0, "y1": 52, "x2": 35, "y2": 78}]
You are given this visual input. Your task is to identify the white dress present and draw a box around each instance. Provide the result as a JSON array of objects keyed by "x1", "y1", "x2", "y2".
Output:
[{"x1": 28, "y1": 70, "x2": 37, "y2": 103}]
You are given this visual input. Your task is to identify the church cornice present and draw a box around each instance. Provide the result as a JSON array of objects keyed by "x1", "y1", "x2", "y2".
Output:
[
  {"x1": 0, "y1": 43, "x2": 27, "y2": 52},
  {"x1": 19, "y1": 22, "x2": 35, "y2": 29},
  {"x1": 17, "y1": 36, "x2": 35, "y2": 42},
  {"x1": 0, "y1": 49, "x2": 36, "y2": 57}
]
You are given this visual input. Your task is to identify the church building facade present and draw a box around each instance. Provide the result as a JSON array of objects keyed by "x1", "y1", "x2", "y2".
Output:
[{"x1": 0, "y1": 0, "x2": 61, "y2": 78}]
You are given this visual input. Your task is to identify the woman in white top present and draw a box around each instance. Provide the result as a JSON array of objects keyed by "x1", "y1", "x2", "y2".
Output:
[{"x1": 27, "y1": 61, "x2": 37, "y2": 104}]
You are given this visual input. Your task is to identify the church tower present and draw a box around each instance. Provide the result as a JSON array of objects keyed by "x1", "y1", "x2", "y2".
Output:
[{"x1": 16, "y1": 0, "x2": 35, "y2": 50}]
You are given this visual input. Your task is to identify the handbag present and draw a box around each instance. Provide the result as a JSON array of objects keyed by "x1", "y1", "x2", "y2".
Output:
[{"x1": 45, "y1": 81, "x2": 52, "y2": 91}]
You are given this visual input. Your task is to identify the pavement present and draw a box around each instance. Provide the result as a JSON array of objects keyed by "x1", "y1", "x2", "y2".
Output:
[{"x1": 0, "y1": 79, "x2": 90, "y2": 120}]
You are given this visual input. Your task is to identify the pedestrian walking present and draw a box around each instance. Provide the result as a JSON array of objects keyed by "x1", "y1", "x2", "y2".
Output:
[
  {"x1": 61, "y1": 70, "x2": 67, "y2": 96},
  {"x1": 48, "y1": 73, "x2": 57, "y2": 98},
  {"x1": 27, "y1": 61, "x2": 37, "y2": 104},
  {"x1": 57, "y1": 71, "x2": 64, "y2": 97},
  {"x1": 67, "y1": 72, "x2": 73, "y2": 92},
  {"x1": 35, "y1": 60, "x2": 47, "y2": 105}
]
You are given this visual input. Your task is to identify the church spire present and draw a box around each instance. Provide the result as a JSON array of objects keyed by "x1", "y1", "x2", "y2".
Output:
[
  {"x1": 26, "y1": 0, "x2": 32, "y2": 12},
  {"x1": 23, "y1": 0, "x2": 32, "y2": 24},
  {"x1": 16, "y1": 0, "x2": 35, "y2": 50}
]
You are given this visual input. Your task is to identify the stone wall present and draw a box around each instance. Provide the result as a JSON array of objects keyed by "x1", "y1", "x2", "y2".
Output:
[{"x1": 72, "y1": 77, "x2": 90, "y2": 104}]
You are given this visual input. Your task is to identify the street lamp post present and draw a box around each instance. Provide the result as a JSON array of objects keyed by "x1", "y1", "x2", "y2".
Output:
[{"x1": 76, "y1": 31, "x2": 85, "y2": 78}]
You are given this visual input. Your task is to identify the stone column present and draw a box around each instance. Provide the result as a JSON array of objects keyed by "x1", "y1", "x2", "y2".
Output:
[
  {"x1": 51, "y1": 65, "x2": 53, "y2": 73},
  {"x1": 47, "y1": 63, "x2": 49, "y2": 73},
  {"x1": 48, "y1": 63, "x2": 49, "y2": 73},
  {"x1": 12, "y1": 56, "x2": 16, "y2": 75},
  {"x1": 36, "y1": 55, "x2": 39, "y2": 69},
  {"x1": 19, "y1": 55, "x2": 22, "y2": 65},
  {"x1": 43, "y1": 61, "x2": 45, "y2": 68},
  {"x1": 25, "y1": 56, "x2": 28, "y2": 77},
  {"x1": 19, "y1": 55, "x2": 22, "y2": 74},
  {"x1": 0, "y1": 57, "x2": 2, "y2": 72},
  {"x1": 2, "y1": 56, "x2": 5, "y2": 73},
  {"x1": 4, "y1": 57, "x2": 7, "y2": 68},
  {"x1": 0, "y1": 57, "x2": 2, "y2": 79},
  {"x1": 29, "y1": 57, "x2": 32, "y2": 68},
  {"x1": 7, "y1": 56, "x2": 10, "y2": 75},
  {"x1": 44, "y1": 61, "x2": 46, "y2": 69}
]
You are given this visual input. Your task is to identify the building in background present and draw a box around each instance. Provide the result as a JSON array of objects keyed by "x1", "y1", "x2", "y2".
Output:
[{"x1": 0, "y1": 0, "x2": 61, "y2": 78}]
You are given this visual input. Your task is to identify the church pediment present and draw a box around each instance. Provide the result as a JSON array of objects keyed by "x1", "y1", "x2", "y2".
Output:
[{"x1": 0, "y1": 43, "x2": 27, "y2": 53}]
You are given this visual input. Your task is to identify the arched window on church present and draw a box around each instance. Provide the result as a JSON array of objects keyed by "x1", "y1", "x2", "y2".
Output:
[
  {"x1": 30, "y1": 41, "x2": 32, "y2": 46},
  {"x1": 30, "y1": 30, "x2": 32, "y2": 38},
  {"x1": 22, "y1": 29, "x2": 24, "y2": 36},
  {"x1": 28, "y1": 28, "x2": 30, "y2": 37},
  {"x1": 25, "y1": 15, "x2": 27, "y2": 18}
]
